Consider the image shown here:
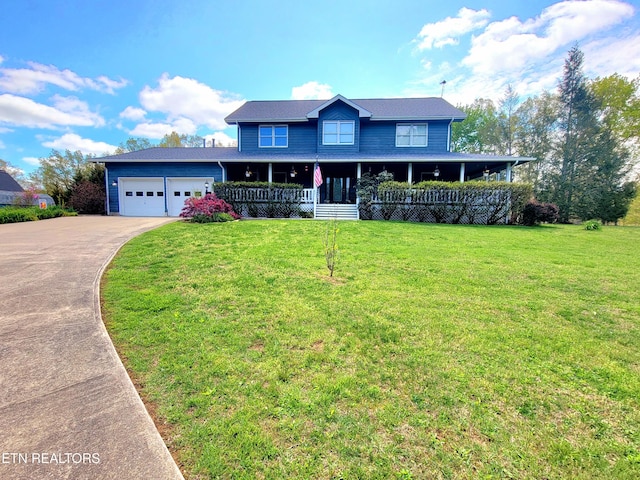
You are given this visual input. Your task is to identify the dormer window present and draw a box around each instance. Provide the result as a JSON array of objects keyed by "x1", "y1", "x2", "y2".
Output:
[
  {"x1": 259, "y1": 125, "x2": 288, "y2": 148},
  {"x1": 323, "y1": 121, "x2": 354, "y2": 145},
  {"x1": 396, "y1": 123, "x2": 428, "y2": 147}
]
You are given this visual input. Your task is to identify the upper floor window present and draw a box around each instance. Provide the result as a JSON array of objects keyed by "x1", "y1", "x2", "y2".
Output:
[
  {"x1": 259, "y1": 125, "x2": 288, "y2": 148},
  {"x1": 323, "y1": 121, "x2": 354, "y2": 145},
  {"x1": 396, "y1": 123, "x2": 427, "y2": 147}
]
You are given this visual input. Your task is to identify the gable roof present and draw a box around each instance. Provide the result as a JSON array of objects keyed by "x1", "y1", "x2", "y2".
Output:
[
  {"x1": 306, "y1": 95, "x2": 372, "y2": 119},
  {"x1": 0, "y1": 169, "x2": 24, "y2": 192},
  {"x1": 225, "y1": 96, "x2": 466, "y2": 124}
]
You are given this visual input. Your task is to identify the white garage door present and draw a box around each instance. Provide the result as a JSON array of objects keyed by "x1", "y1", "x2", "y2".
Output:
[
  {"x1": 167, "y1": 177, "x2": 213, "y2": 217},
  {"x1": 119, "y1": 178, "x2": 166, "y2": 216}
]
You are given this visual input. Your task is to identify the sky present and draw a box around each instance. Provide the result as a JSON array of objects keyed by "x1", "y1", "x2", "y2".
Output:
[{"x1": 1, "y1": 0, "x2": 639, "y2": 175}]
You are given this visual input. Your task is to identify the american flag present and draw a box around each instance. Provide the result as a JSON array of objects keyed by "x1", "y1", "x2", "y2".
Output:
[{"x1": 314, "y1": 163, "x2": 323, "y2": 188}]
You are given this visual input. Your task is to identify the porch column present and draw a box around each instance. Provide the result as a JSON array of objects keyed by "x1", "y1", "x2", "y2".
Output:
[
  {"x1": 408, "y1": 163, "x2": 413, "y2": 184},
  {"x1": 505, "y1": 162, "x2": 512, "y2": 182},
  {"x1": 356, "y1": 163, "x2": 362, "y2": 209},
  {"x1": 459, "y1": 163, "x2": 466, "y2": 183},
  {"x1": 268, "y1": 163, "x2": 273, "y2": 183}
]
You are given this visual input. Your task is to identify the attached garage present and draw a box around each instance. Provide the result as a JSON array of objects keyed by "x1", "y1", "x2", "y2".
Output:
[{"x1": 98, "y1": 149, "x2": 227, "y2": 217}]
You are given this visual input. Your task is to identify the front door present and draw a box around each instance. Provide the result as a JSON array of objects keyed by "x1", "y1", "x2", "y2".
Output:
[{"x1": 322, "y1": 176, "x2": 356, "y2": 203}]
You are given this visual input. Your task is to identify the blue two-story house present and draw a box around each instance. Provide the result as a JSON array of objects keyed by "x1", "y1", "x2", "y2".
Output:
[{"x1": 99, "y1": 95, "x2": 533, "y2": 217}]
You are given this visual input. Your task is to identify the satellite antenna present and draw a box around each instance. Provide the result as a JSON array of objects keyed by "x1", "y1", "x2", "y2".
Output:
[{"x1": 440, "y1": 80, "x2": 447, "y2": 97}]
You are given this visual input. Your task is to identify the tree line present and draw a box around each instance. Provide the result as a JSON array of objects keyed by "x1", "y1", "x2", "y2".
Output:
[{"x1": 452, "y1": 46, "x2": 639, "y2": 224}]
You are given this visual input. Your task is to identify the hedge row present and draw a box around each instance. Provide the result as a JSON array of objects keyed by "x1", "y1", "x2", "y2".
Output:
[
  {"x1": 0, "y1": 206, "x2": 76, "y2": 224},
  {"x1": 361, "y1": 181, "x2": 533, "y2": 225},
  {"x1": 213, "y1": 182, "x2": 306, "y2": 218}
]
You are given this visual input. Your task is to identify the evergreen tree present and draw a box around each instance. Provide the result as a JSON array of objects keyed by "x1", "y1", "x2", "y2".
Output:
[
  {"x1": 497, "y1": 84, "x2": 519, "y2": 156},
  {"x1": 550, "y1": 46, "x2": 600, "y2": 222}
]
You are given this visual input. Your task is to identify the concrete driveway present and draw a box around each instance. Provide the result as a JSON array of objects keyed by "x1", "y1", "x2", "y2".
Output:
[{"x1": 0, "y1": 216, "x2": 183, "y2": 480}]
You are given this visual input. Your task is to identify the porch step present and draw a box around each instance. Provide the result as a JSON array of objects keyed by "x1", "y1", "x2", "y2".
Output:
[{"x1": 315, "y1": 204, "x2": 359, "y2": 220}]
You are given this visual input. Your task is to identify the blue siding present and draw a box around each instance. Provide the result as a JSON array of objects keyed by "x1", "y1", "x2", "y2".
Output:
[
  {"x1": 360, "y1": 120, "x2": 451, "y2": 153},
  {"x1": 105, "y1": 162, "x2": 222, "y2": 214},
  {"x1": 240, "y1": 122, "x2": 318, "y2": 154},
  {"x1": 237, "y1": 115, "x2": 452, "y2": 157},
  {"x1": 317, "y1": 101, "x2": 360, "y2": 154}
]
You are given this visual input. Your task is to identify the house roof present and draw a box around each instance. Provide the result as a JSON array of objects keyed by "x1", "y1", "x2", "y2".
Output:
[
  {"x1": 97, "y1": 147, "x2": 241, "y2": 162},
  {"x1": 96, "y1": 147, "x2": 533, "y2": 165},
  {"x1": 225, "y1": 95, "x2": 466, "y2": 124},
  {"x1": 0, "y1": 169, "x2": 24, "y2": 192}
]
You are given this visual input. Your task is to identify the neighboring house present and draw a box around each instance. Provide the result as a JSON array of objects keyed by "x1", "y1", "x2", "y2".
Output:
[
  {"x1": 0, "y1": 170, "x2": 55, "y2": 207},
  {"x1": 97, "y1": 94, "x2": 534, "y2": 217},
  {"x1": 0, "y1": 169, "x2": 25, "y2": 206}
]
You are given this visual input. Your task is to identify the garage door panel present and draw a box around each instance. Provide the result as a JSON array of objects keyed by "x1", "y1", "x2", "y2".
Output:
[
  {"x1": 120, "y1": 178, "x2": 165, "y2": 216},
  {"x1": 167, "y1": 178, "x2": 213, "y2": 217}
]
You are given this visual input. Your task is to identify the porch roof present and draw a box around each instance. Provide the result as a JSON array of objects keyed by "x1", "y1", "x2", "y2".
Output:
[{"x1": 95, "y1": 147, "x2": 534, "y2": 165}]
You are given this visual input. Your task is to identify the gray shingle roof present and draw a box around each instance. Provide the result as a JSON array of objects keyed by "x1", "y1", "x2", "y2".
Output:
[
  {"x1": 225, "y1": 96, "x2": 466, "y2": 124},
  {"x1": 0, "y1": 169, "x2": 24, "y2": 192},
  {"x1": 95, "y1": 147, "x2": 532, "y2": 164},
  {"x1": 97, "y1": 147, "x2": 241, "y2": 161}
]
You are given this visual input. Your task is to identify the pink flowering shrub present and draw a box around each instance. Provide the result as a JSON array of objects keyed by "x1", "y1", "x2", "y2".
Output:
[
  {"x1": 180, "y1": 193, "x2": 240, "y2": 222},
  {"x1": 13, "y1": 187, "x2": 40, "y2": 207}
]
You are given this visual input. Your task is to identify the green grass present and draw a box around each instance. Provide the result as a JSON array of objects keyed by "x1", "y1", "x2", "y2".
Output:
[{"x1": 102, "y1": 221, "x2": 640, "y2": 479}]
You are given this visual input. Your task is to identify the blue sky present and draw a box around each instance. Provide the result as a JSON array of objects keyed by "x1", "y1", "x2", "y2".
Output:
[{"x1": 1, "y1": 0, "x2": 639, "y2": 175}]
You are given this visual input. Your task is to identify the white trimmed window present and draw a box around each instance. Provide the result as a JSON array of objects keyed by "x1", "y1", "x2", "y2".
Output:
[
  {"x1": 396, "y1": 123, "x2": 428, "y2": 147},
  {"x1": 259, "y1": 125, "x2": 288, "y2": 148},
  {"x1": 323, "y1": 120, "x2": 355, "y2": 145}
]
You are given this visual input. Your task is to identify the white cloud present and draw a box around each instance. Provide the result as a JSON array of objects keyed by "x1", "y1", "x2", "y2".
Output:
[
  {"x1": 51, "y1": 95, "x2": 105, "y2": 127},
  {"x1": 41, "y1": 133, "x2": 117, "y2": 155},
  {"x1": 128, "y1": 117, "x2": 198, "y2": 139},
  {"x1": 120, "y1": 106, "x2": 147, "y2": 121},
  {"x1": 22, "y1": 157, "x2": 41, "y2": 166},
  {"x1": 0, "y1": 139, "x2": 5, "y2": 149},
  {"x1": 291, "y1": 81, "x2": 334, "y2": 100},
  {"x1": 0, "y1": 93, "x2": 104, "y2": 128},
  {"x1": 462, "y1": 0, "x2": 634, "y2": 75},
  {"x1": 0, "y1": 55, "x2": 4, "y2": 65},
  {"x1": 138, "y1": 73, "x2": 244, "y2": 131},
  {"x1": 410, "y1": 0, "x2": 639, "y2": 105},
  {"x1": 415, "y1": 7, "x2": 490, "y2": 50},
  {"x1": 0, "y1": 61, "x2": 128, "y2": 95},
  {"x1": 95, "y1": 75, "x2": 129, "y2": 95},
  {"x1": 207, "y1": 131, "x2": 236, "y2": 147},
  {"x1": 583, "y1": 33, "x2": 640, "y2": 79}
]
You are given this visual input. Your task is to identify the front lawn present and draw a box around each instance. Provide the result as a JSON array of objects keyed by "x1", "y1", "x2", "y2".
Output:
[{"x1": 102, "y1": 221, "x2": 640, "y2": 479}]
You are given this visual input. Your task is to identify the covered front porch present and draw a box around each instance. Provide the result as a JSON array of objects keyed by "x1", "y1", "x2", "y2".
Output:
[{"x1": 225, "y1": 157, "x2": 524, "y2": 219}]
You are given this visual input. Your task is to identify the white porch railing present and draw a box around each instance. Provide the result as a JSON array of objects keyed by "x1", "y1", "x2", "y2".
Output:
[{"x1": 302, "y1": 188, "x2": 315, "y2": 204}]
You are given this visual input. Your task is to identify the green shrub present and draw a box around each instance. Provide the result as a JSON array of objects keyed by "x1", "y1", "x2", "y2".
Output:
[
  {"x1": 520, "y1": 201, "x2": 559, "y2": 226},
  {"x1": 0, "y1": 207, "x2": 38, "y2": 223},
  {"x1": 0, "y1": 206, "x2": 73, "y2": 224},
  {"x1": 583, "y1": 219, "x2": 602, "y2": 231},
  {"x1": 191, "y1": 212, "x2": 236, "y2": 223}
]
